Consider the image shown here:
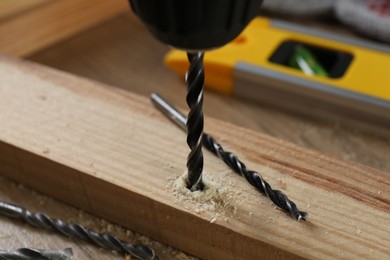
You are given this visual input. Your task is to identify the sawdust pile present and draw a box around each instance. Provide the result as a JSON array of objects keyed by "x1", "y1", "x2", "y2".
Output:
[{"x1": 167, "y1": 172, "x2": 237, "y2": 219}]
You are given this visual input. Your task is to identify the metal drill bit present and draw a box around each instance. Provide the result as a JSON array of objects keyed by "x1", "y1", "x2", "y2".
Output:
[
  {"x1": 0, "y1": 248, "x2": 73, "y2": 260},
  {"x1": 185, "y1": 52, "x2": 205, "y2": 191},
  {"x1": 150, "y1": 93, "x2": 308, "y2": 221},
  {"x1": 0, "y1": 201, "x2": 155, "y2": 259}
]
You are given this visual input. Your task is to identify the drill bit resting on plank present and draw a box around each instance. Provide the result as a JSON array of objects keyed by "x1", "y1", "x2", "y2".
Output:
[
  {"x1": 0, "y1": 201, "x2": 155, "y2": 260},
  {"x1": 151, "y1": 93, "x2": 308, "y2": 221}
]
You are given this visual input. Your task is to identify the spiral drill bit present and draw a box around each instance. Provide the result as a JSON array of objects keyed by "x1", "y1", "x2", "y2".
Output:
[
  {"x1": 0, "y1": 201, "x2": 155, "y2": 260},
  {"x1": 0, "y1": 248, "x2": 73, "y2": 260},
  {"x1": 150, "y1": 93, "x2": 308, "y2": 221},
  {"x1": 185, "y1": 52, "x2": 205, "y2": 191},
  {"x1": 202, "y1": 136, "x2": 308, "y2": 221}
]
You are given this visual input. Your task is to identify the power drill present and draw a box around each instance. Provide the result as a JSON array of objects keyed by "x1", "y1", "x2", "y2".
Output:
[
  {"x1": 129, "y1": 0, "x2": 263, "y2": 191},
  {"x1": 129, "y1": 0, "x2": 263, "y2": 50}
]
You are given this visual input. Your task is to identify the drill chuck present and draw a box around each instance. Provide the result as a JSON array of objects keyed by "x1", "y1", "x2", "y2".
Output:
[{"x1": 129, "y1": 0, "x2": 263, "y2": 50}]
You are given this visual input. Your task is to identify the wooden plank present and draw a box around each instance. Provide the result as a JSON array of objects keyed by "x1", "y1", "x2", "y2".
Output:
[
  {"x1": 0, "y1": 0, "x2": 129, "y2": 57},
  {"x1": 0, "y1": 56, "x2": 389, "y2": 259}
]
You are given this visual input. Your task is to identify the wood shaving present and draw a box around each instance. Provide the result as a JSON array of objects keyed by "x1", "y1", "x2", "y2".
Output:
[{"x1": 167, "y1": 172, "x2": 236, "y2": 219}]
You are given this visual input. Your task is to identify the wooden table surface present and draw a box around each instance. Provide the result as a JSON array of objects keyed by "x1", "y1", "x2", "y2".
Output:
[{"x1": 1, "y1": 11, "x2": 389, "y2": 259}]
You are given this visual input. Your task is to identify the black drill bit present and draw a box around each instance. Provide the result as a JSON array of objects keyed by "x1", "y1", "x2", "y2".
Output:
[
  {"x1": 150, "y1": 93, "x2": 308, "y2": 221},
  {"x1": 0, "y1": 201, "x2": 155, "y2": 259},
  {"x1": 185, "y1": 52, "x2": 205, "y2": 191},
  {"x1": 0, "y1": 248, "x2": 73, "y2": 260},
  {"x1": 202, "y1": 136, "x2": 308, "y2": 221}
]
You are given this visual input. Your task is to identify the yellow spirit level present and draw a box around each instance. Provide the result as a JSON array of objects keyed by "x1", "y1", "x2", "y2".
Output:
[{"x1": 165, "y1": 17, "x2": 390, "y2": 135}]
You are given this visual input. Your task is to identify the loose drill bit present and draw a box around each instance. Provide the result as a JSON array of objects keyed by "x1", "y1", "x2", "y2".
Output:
[
  {"x1": 0, "y1": 201, "x2": 155, "y2": 259},
  {"x1": 185, "y1": 52, "x2": 205, "y2": 191},
  {"x1": 150, "y1": 93, "x2": 308, "y2": 221},
  {"x1": 0, "y1": 248, "x2": 73, "y2": 260}
]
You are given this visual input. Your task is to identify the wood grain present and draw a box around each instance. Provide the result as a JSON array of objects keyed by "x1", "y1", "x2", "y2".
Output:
[
  {"x1": 0, "y1": 0, "x2": 129, "y2": 57},
  {"x1": 0, "y1": 56, "x2": 389, "y2": 259}
]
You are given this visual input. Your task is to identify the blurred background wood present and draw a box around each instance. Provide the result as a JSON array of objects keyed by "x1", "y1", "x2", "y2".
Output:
[
  {"x1": 0, "y1": 5, "x2": 389, "y2": 260},
  {"x1": 0, "y1": 0, "x2": 129, "y2": 57},
  {"x1": 0, "y1": 0, "x2": 49, "y2": 19}
]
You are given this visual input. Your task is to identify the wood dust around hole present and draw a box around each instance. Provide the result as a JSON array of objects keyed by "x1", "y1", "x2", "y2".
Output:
[{"x1": 167, "y1": 172, "x2": 237, "y2": 221}]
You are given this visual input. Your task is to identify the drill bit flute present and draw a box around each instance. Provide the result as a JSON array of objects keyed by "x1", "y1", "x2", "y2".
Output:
[
  {"x1": 185, "y1": 52, "x2": 205, "y2": 191},
  {"x1": 0, "y1": 248, "x2": 73, "y2": 260}
]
